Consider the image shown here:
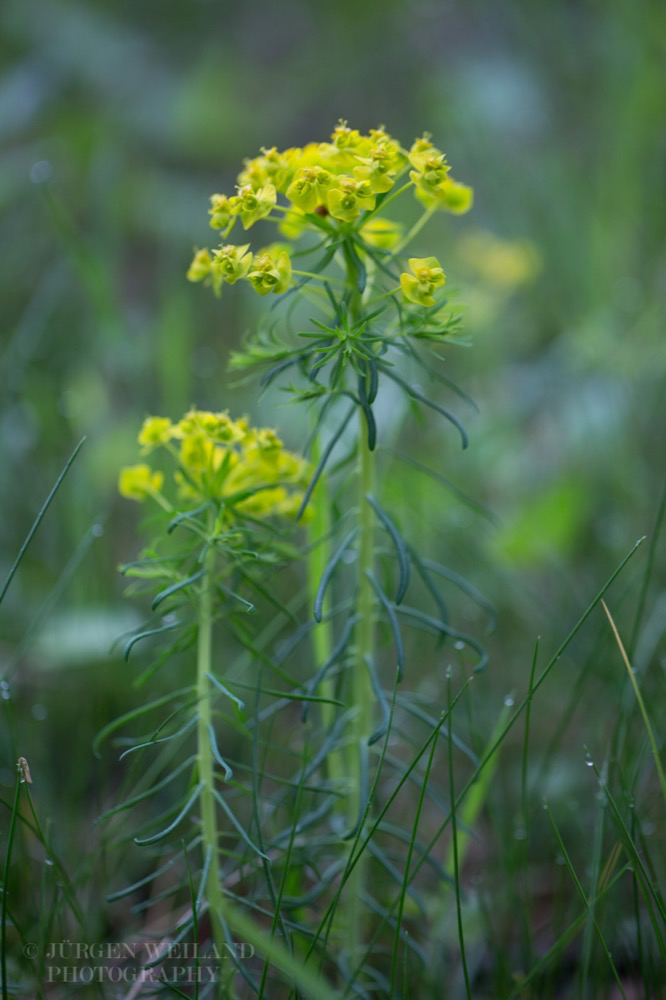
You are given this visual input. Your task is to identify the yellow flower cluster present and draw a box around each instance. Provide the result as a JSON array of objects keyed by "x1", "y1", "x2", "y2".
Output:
[
  {"x1": 119, "y1": 410, "x2": 310, "y2": 520},
  {"x1": 187, "y1": 121, "x2": 472, "y2": 299}
]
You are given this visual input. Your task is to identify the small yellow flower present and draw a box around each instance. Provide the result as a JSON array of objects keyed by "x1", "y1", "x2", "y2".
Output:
[
  {"x1": 286, "y1": 167, "x2": 334, "y2": 214},
  {"x1": 211, "y1": 244, "x2": 253, "y2": 286},
  {"x1": 408, "y1": 133, "x2": 441, "y2": 172},
  {"x1": 410, "y1": 152, "x2": 451, "y2": 203},
  {"x1": 138, "y1": 417, "x2": 174, "y2": 451},
  {"x1": 331, "y1": 120, "x2": 364, "y2": 152},
  {"x1": 177, "y1": 409, "x2": 246, "y2": 443},
  {"x1": 353, "y1": 130, "x2": 403, "y2": 194},
  {"x1": 400, "y1": 256, "x2": 446, "y2": 307},
  {"x1": 186, "y1": 249, "x2": 212, "y2": 283},
  {"x1": 208, "y1": 194, "x2": 236, "y2": 230},
  {"x1": 247, "y1": 246, "x2": 292, "y2": 296},
  {"x1": 238, "y1": 146, "x2": 293, "y2": 192},
  {"x1": 233, "y1": 183, "x2": 277, "y2": 230},
  {"x1": 327, "y1": 176, "x2": 375, "y2": 223},
  {"x1": 118, "y1": 464, "x2": 164, "y2": 502}
]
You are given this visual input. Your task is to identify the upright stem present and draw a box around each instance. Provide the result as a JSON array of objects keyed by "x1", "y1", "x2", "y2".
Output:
[
  {"x1": 345, "y1": 266, "x2": 376, "y2": 956},
  {"x1": 352, "y1": 420, "x2": 375, "y2": 830},
  {"x1": 307, "y1": 439, "x2": 347, "y2": 799},
  {"x1": 196, "y1": 527, "x2": 230, "y2": 990},
  {"x1": 307, "y1": 437, "x2": 335, "y2": 731}
]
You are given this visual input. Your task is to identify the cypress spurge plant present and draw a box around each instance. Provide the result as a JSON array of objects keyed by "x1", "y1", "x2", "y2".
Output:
[
  {"x1": 114, "y1": 122, "x2": 483, "y2": 997},
  {"x1": 113, "y1": 413, "x2": 348, "y2": 998}
]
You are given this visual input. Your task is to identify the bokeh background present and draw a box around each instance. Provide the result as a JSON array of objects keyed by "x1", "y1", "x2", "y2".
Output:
[{"x1": 1, "y1": 0, "x2": 665, "y2": 949}]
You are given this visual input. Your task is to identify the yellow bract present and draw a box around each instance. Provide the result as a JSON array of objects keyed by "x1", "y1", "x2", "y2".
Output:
[
  {"x1": 211, "y1": 244, "x2": 253, "y2": 286},
  {"x1": 208, "y1": 194, "x2": 235, "y2": 230},
  {"x1": 138, "y1": 417, "x2": 174, "y2": 450},
  {"x1": 286, "y1": 167, "x2": 333, "y2": 214},
  {"x1": 119, "y1": 409, "x2": 310, "y2": 521},
  {"x1": 400, "y1": 257, "x2": 446, "y2": 308},
  {"x1": 119, "y1": 464, "x2": 164, "y2": 501},
  {"x1": 326, "y1": 176, "x2": 375, "y2": 223},
  {"x1": 186, "y1": 249, "x2": 212, "y2": 283},
  {"x1": 248, "y1": 246, "x2": 292, "y2": 296},
  {"x1": 233, "y1": 184, "x2": 277, "y2": 230}
]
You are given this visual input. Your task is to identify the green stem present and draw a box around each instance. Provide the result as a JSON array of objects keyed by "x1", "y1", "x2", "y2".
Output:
[
  {"x1": 307, "y1": 441, "x2": 337, "y2": 739},
  {"x1": 196, "y1": 520, "x2": 344, "y2": 999},
  {"x1": 345, "y1": 269, "x2": 376, "y2": 956},
  {"x1": 390, "y1": 203, "x2": 436, "y2": 259},
  {"x1": 292, "y1": 270, "x2": 347, "y2": 287},
  {"x1": 1, "y1": 774, "x2": 21, "y2": 1000},
  {"x1": 196, "y1": 526, "x2": 231, "y2": 994}
]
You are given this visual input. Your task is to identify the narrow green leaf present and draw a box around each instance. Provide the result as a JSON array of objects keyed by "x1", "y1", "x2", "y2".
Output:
[
  {"x1": 314, "y1": 528, "x2": 357, "y2": 622},
  {"x1": 212, "y1": 789, "x2": 269, "y2": 859},
  {"x1": 379, "y1": 365, "x2": 469, "y2": 449},
  {"x1": 208, "y1": 723, "x2": 233, "y2": 781},
  {"x1": 167, "y1": 503, "x2": 210, "y2": 535},
  {"x1": 134, "y1": 784, "x2": 204, "y2": 846},
  {"x1": 93, "y1": 687, "x2": 193, "y2": 756},
  {"x1": 207, "y1": 673, "x2": 245, "y2": 712},
  {"x1": 106, "y1": 843, "x2": 200, "y2": 902},
  {"x1": 151, "y1": 569, "x2": 205, "y2": 611},
  {"x1": 367, "y1": 570, "x2": 405, "y2": 680},
  {"x1": 95, "y1": 755, "x2": 196, "y2": 822},
  {"x1": 397, "y1": 604, "x2": 488, "y2": 671},
  {"x1": 365, "y1": 654, "x2": 390, "y2": 746},
  {"x1": 118, "y1": 712, "x2": 198, "y2": 761},
  {"x1": 367, "y1": 495, "x2": 410, "y2": 605},
  {"x1": 297, "y1": 403, "x2": 356, "y2": 520},
  {"x1": 357, "y1": 371, "x2": 377, "y2": 450},
  {"x1": 124, "y1": 618, "x2": 185, "y2": 660}
]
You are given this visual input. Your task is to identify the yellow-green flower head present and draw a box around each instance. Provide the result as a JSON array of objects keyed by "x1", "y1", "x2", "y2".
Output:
[
  {"x1": 353, "y1": 130, "x2": 403, "y2": 194},
  {"x1": 435, "y1": 177, "x2": 474, "y2": 215},
  {"x1": 177, "y1": 408, "x2": 246, "y2": 444},
  {"x1": 400, "y1": 256, "x2": 446, "y2": 307},
  {"x1": 233, "y1": 183, "x2": 277, "y2": 230},
  {"x1": 410, "y1": 151, "x2": 451, "y2": 204},
  {"x1": 208, "y1": 194, "x2": 236, "y2": 231},
  {"x1": 211, "y1": 244, "x2": 253, "y2": 286},
  {"x1": 331, "y1": 120, "x2": 364, "y2": 152},
  {"x1": 237, "y1": 146, "x2": 293, "y2": 193},
  {"x1": 248, "y1": 246, "x2": 292, "y2": 296},
  {"x1": 138, "y1": 416, "x2": 175, "y2": 451},
  {"x1": 317, "y1": 121, "x2": 371, "y2": 172},
  {"x1": 285, "y1": 143, "x2": 323, "y2": 174},
  {"x1": 360, "y1": 217, "x2": 403, "y2": 250},
  {"x1": 121, "y1": 408, "x2": 311, "y2": 520},
  {"x1": 286, "y1": 167, "x2": 334, "y2": 214},
  {"x1": 327, "y1": 176, "x2": 376, "y2": 223},
  {"x1": 408, "y1": 133, "x2": 440, "y2": 172},
  {"x1": 118, "y1": 464, "x2": 164, "y2": 502},
  {"x1": 186, "y1": 248, "x2": 212, "y2": 283}
]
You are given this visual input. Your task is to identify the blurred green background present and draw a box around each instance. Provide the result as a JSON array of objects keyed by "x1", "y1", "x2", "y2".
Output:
[{"x1": 1, "y1": 0, "x2": 664, "y2": 907}]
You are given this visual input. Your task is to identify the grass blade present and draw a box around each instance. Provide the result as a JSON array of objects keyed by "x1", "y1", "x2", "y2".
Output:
[
  {"x1": 602, "y1": 599, "x2": 666, "y2": 803},
  {"x1": 0, "y1": 438, "x2": 85, "y2": 610}
]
